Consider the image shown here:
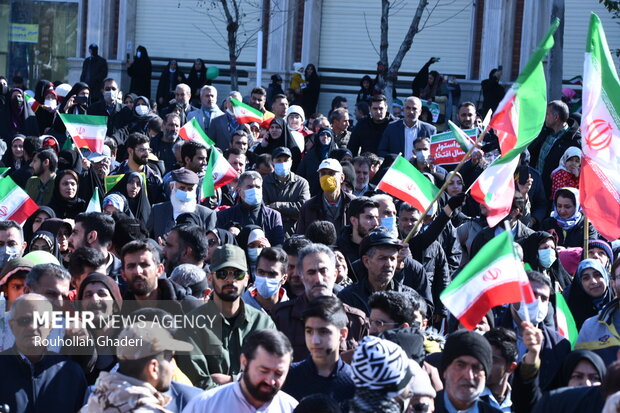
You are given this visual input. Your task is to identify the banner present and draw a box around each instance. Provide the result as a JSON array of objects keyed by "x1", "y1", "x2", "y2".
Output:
[{"x1": 430, "y1": 128, "x2": 477, "y2": 165}]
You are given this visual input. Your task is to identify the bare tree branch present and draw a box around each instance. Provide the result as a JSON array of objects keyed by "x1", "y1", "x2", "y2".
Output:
[
  {"x1": 422, "y1": 1, "x2": 473, "y2": 30},
  {"x1": 420, "y1": 0, "x2": 441, "y2": 32},
  {"x1": 380, "y1": 0, "x2": 389, "y2": 66},
  {"x1": 363, "y1": 12, "x2": 380, "y2": 57}
]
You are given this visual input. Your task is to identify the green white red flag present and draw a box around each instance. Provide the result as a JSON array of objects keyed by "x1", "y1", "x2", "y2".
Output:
[
  {"x1": 471, "y1": 19, "x2": 558, "y2": 227},
  {"x1": 377, "y1": 155, "x2": 439, "y2": 212},
  {"x1": 59, "y1": 114, "x2": 106, "y2": 153},
  {"x1": 179, "y1": 118, "x2": 216, "y2": 147},
  {"x1": 24, "y1": 93, "x2": 40, "y2": 112},
  {"x1": 230, "y1": 97, "x2": 263, "y2": 124},
  {"x1": 440, "y1": 230, "x2": 535, "y2": 330},
  {"x1": 555, "y1": 293, "x2": 578, "y2": 348},
  {"x1": 0, "y1": 176, "x2": 39, "y2": 224},
  {"x1": 447, "y1": 120, "x2": 476, "y2": 151},
  {"x1": 201, "y1": 148, "x2": 238, "y2": 201},
  {"x1": 85, "y1": 190, "x2": 102, "y2": 213},
  {"x1": 579, "y1": 13, "x2": 620, "y2": 241}
]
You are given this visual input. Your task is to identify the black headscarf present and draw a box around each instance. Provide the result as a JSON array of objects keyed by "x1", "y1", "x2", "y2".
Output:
[
  {"x1": 519, "y1": 231, "x2": 572, "y2": 290},
  {"x1": 256, "y1": 117, "x2": 302, "y2": 169},
  {"x1": 48, "y1": 170, "x2": 87, "y2": 219},
  {"x1": 27, "y1": 230, "x2": 62, "y2": 262},
  {"x1": 107, "y1": 171, "x2": 151, "y2": 226},
  {"x1": 554, "y1": 350, "x2": 607, "y2": 389},
  {"x1": 23, "y1": 206, "x2": 57, "y2": 244}
]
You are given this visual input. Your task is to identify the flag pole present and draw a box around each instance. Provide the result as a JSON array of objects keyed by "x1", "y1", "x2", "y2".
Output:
[
  {"x1": 504, "y1": 220, "x2": 531, "y2": 324},
  {"x1": 403, "y1": 126, "x2": 490, "y2": 243},
  {"x1": 583, "y1": 215, "x2": 589, "y2": 257}
]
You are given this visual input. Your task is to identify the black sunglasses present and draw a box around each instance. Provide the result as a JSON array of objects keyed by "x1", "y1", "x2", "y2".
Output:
[{"x1": 215, "y1": 269, "x2": 246, "y2": 280}]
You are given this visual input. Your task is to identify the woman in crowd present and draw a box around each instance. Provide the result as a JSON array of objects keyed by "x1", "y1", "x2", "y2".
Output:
[
  {"x1": 296, "y1": 128, "x2": 338, "y2": 195},
  {"x1": 8, "y1": 88, "x2": 39, "y2": 136},
  {"x1": 49, "y1": 170, "x2": 87, "y2": 219},
  {"x1": 127, "y1": 95, "x2": 157, "y2": 134},
  {"x1": 157, "y1": 59, "x2": 186, "y2": 106},
  {"x1": 356, "y1": 75, "x2": 374, "y2": 104},
  {"x1": 127, "y1": 45, "x2": 152, "y2": 98},
  {"x1": 564, "y1": 258, "x2": 614, "y2": 329},
  {"x1": 551, "y1": 147, "x2": 581, "y2": 199},
  {"x1": 519, "y1": 231, "x2": 573, "y2": 291},
  {"x1": 39, "y1": 218, "x2": 73, "y2": 268},
  {"x1": 53, "y1": 82, "x2": 90, "y2": 134},
  {"x1": 23, "y1": 206, "x2": 56, "y2": 245},
  {"x1": 33, "y1": 79, "x2": 57, "y2": 132},
  {"x1": 187, "y1": 58, "x2": 208, "y2": 106},
  {"x1": 302, "y1": 63, "x2": 320, "y2": 116},
  {"x1": 542, "y1": 187, "x2": 598, "y2": 248},
  {"x1": 1, "y1": 135, "x2": 25, "y2": 171},
  {"x1": 27, "y1": 230, "x2": 62, "y2": 262},
  {"x1": 254, "y1": 117, "x2": 302, "y2": 170}
]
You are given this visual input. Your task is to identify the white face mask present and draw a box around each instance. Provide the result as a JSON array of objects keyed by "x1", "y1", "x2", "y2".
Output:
[
  {"x1": 516, "y1": 298, "x2": 548, "y2": 325},
  {"x1": 135, "y1": 104, "x2": 149, "y2": 116},
  {"x1": 104, "y1": 90, "x2": 118, "y2": 103},
  {"x1": 44, "y1": 99, "x2": 57, "y2": 109}
]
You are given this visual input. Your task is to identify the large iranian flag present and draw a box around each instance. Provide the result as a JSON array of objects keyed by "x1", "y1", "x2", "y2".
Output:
[
  {"x1": 179, "y1": 118, "x2": 216, "y2": 147},
  {"x1": 230, "y1": 97, "x2": 263, "y2": 124},
  {"x1": 0, "y1": 176, "x2": 39, "y2": 224},
  {"x1": 201, "y1": 148, "x2": 238, "y2": 200},
  {"x1": 441, "y1": 230, "x2": 535, "y2": 330},
  {"x1": 470, "y1": 20, "x2": 558, "y2": 227},
  {"x1": 555, "y1": 293, "x2": 578, "y2": 348},
  {"x1": 579, "y1": 13, "x2": 620, "y2": 241},
  {"x1": 59, "y1": 114, "x2": 106, "y2": 153},
  {"x1": 377, "y1": 155, "x2": 439, "y2": 212}
]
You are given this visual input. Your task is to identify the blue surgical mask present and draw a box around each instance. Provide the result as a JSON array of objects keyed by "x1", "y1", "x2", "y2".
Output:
[
  {"x1": 516, "y1": 299, "x2": 548, "y2": 325},
  {"x1": 538, "y1": 248, "x2": 556, "y2": 269},
  {"x1": 244, "y1": 188, "x2": 262, "y2": 206},
  {"x1": 248, "y1": 247, "x2": 262, "y2": 262},
  {"x1": 415, "y1": 150, "x2": 430, "y2": 163},
  {"x1": 254, "y1": 275, "x2": 281, "y2": 298},
  {"x1": 175, "y1": 188, "x2": 195, "y2": 203},
  {"x1": 380, "y1": 216, "x2": 396, "y2": 232},
  {"x1": 274, "y1": 162, "x2": 291, "y2": 177}
]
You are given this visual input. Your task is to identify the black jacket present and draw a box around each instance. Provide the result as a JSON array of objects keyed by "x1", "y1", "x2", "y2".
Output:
[
  {"x1": 338, "y1": 274, "x2": 422, "y2": 316},
  {"x1": 541, "y1": 214, "x2": 598, "y2": 249},
  {"x1": 435, "y1": 390, "x2": 502, "y2": 413},
  {"x1": 470, "y1": 220, "x2": 535, "y2": 260},
  {"x1": 347, "y1": 114, "x2": 397, "y2": 156},
  {"x1": 297, "y1": 190, "x2": 356, "y2": 235},
  {"x1": 336, "y1": 225, "x2": 361, "y2": 265}
]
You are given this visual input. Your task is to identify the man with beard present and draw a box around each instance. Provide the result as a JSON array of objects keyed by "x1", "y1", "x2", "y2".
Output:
[
  {"x1": 336, "y1": 196, "x2": 379, "y2": 264},
  {"x1": 73, "y1": 272, "x2": 123, "y2": 384},
  {"x1": 68, "y1": 212, "x2": 121, "y2": 283},
  {"x1": 152, "y1": 113, "x2": 182, "y2": 172},
  {"x1": 25, "y1": 148, "x2": 57, "y2": 206},
  {"x1": 163, "y1": 224, "x2": 209, "y2": 275},
  {"x1": 435, "y1": 330, "x2": 501, "y2": 413},
  {"x1": 81, "y1": 323, "x2": 192, "y2": 413},
  {"x1": 112, "y1": 132, "x2": 164, "y2": 204},
  {"x1": 177, "y1": 245, "x2": 276, "y2": 389},
  {"x1": 120, "y1": 240, "x2": 191, "y2": 316},
  {"x1": 147, "y1": 168, "x2": 217, "y2": 240},
  {"x1": 183, "y1": 329, "x2": 298, "y2": 412},
  {"x1": 67, "y1": 247, "x2": 106, "y2": 300}
]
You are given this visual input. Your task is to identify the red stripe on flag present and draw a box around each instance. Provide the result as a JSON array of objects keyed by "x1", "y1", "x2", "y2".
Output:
[
  {"x1": 458, "y1": 281, "x2": 535, "y2": 330},
  {"x1": 488, "y1": 95, "x2": 518, "y2": 155},
  {"x1": 377, "y1": 181, "x2": 427, "y2": 213},
  {"x1": 7, "y1": 198, "x2": 39, "y2": 225},
  {"x1": 579, "y1": 157, "x2": 620, "y2": 240},
  {"x1": 214, "y1": 170, "x2": 237, "y2": 190},
  {"x1": 237, "y1": 115, "x2": 262, "y2": 124}
]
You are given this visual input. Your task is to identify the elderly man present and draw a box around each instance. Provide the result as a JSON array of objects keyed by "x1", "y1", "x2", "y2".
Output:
[
  {"x1": 160, "y1": 83, "x2": 198, "y2": 124},
  {"x1": 147, "y1": 168, "x2": 217, "y2": 240},
  {"x1": 188, "y1": 85, "x2": 224, "y2": 132},
  {"x1": 208, "y1": 90, "x2": 243, "y2": 150},
  {"x1": 216, "y1": 171, "x2": 285, "y2": 246},
  {"x1": 435, "y1": 330, "x2": 501, "y2": 413},
  {"x1": 377, "y1": 96, "x2": 437, "y2": 159},
  {"x1": 0, "y1": 294, "x2": 87, "y2": 413}
]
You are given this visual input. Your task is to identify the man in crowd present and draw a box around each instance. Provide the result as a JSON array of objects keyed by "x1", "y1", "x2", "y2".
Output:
[
  {"x1": 297, "y1": 159, "x2": 355, "y2": 234},
  {"x1": 208, "y1": 91, "x2": 243, "y2": 150},
  {"x1": 68, "y1": 212, "x2": 121, "y2": 282},
  {"x1": 26, "y1": 148, "x2": 57, "y2": 206},
  {"x1": 183, "y1": 329, "x2": 298, "y2": 412},
  {"x1": 336, "y1": 196, "x2": 380, "y2": 264},
  {"x1": 0, "y1": 220, "x2": 27, "y2": 268},
  {"x1": 188, "y1": 85, "x2": 224, "y2": 132},
  {"x1": 329, "y1": 107, "x2": 351, "y2": 148},
  {"x1": 216, "y1": 171, "x2": 285, "y2": 246},
  {"x1": 348, "y1": 94, "x2": 395, "y2": 156},
  {"x1": 249, "y1": 87, "x2": 275, "y2": 121},
  {"x1": 163, "y1": 224, "x2": 209, "y2": 275},
  {"x1": 271, "y1": 94, "x2": 289, "y2": 119},
  {"x1": 148, "y1": 168, "x2": 217, "y2": 240},
  {"x1": 80, "y1": 43, "x2": 107, "y2": 102},
  {"x1": 272, "y1": 243, "x2": 368, "y2": 361},
  {"x1": 219, "y1": 147, "x2": 246, "y2": 207},
  {"x1": 263, "y1": 147, "x2": 311, "y2": 237},
  {"x1": 281, "y1": 236, "x2": 313, "y2": 299},
  {"x1": 351, "y1": 156, "x2": 375, "y2": 196},
  {"x1": 67, "y1": 246, "x2": 107, "y2": 298},
  {"x1": 87, "y1": 77, "x2": 130, "y2": 136},
  {"x1": 242, "y1": 247, "x2": 289, "y2": 314},
  {"x1": 378, "y1": 96, "x2": 437, "y2": 159},
  {"x1": 152, "y1": 113, "x2": 181, "y2": 172},
  {"x1": 160, "y1": 83, "x2": 198, "y2": 123},
  {"x1": 481, "y1": 328, "x2": 518, "y2": 412}
]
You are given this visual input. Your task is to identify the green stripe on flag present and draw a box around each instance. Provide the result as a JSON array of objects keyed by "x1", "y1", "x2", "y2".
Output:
[
  {"x1": 392, "y1": 156, "x2": 439, "y2": 198},
  {"x1": 230, "y1": 97, "x2": 263, "y2": 117},
  {"x1": 105, "y1": 174, "x2": 125, "y2": 193},
  {"x1": 555, "y1": 293, "x2": 578, "y2": 348},
  {"x1": 0, "y1": 167, "x2": 9, "y2": 178},
  {"x1": 59, "y1": 113, "x2": 108, "y2": 126}
]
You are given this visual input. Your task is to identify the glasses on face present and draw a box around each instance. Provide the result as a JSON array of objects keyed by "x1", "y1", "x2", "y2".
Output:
[
  {"x1": 369, "y1": 319, "x2": 400, "y2": 329},
  {"x1": 215, "y1": 269, "x2": 246, "y2": 280}
]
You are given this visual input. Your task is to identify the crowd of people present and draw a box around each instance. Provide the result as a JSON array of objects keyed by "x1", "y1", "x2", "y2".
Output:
[{"x1": 0, "y1": 46, "x2": 618, "y2": 413}]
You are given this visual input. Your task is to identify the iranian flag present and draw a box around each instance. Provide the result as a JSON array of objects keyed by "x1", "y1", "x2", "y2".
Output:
[
  {"x1": 441, "y1": 230, "x2": 535, "y2": 330},
  {"x1": 86, "y1": 190, "x2": 102, "y2": 213},
  {"x1": 0, "y1": 176, "x2": 39, "y2": 224},
  {"x1": 59, "y1": 114, "x2": 106, "y2": 153},
  {"x1": 24, "y1": 93, "x2": 40, "y2": 112},
  {"x1": 230, "y1": 97, "x2": 263, "y2": 124},
  {"x1": 555, "y1": 293, "x2": 578, "y2": 348},
  {"x1": 448, "y1": 120, "x2": 476, "y2": 151},
  {"x1": 489, "y1": 18, "x2": 559, "y2": 155},
  {"x1": 179, "y1": 118, "x2": 216, "y2": 147},
  {"x1": 377, "y1": 155, "x2": 439, "y2": 212},
  {"x1": 201, "y1": 148, "x2": 238, "y2": 200},
  {"x1": 470, "y1": 20, "x2": 558, "y2": 227},
  {"x1": 579, "y1": 13, "x2": 620, "y2": 241}
]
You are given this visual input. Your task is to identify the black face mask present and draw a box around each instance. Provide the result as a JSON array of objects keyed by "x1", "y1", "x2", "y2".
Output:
[{"x1": 0, "y1": 84, "x2": 8, "y2": 96}]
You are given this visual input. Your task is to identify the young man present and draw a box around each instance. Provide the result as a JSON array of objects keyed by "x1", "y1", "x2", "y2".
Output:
[
  {"x1": 242, "y1": 247, "x2": 289, "y2": 314},
  {"x1": 481, "y1": 328, "x2": 518, "y2": 412},
  {"x1": 282, "y1": 296, "x2": 355, "y2": 407}
]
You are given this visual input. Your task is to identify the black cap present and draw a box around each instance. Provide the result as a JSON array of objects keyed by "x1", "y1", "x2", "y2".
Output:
[
  {"x1": 171, "y1": 168, "x2": 199, "y2": 185},
  {"x1": 359, "y1": 229, "x2": 402, "y2": 257},
  {"x1": 272, "y1": 146, "x2": 292, "y2": 159}
]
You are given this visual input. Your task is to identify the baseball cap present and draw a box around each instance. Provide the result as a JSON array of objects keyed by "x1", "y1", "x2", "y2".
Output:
[
  {"x1": 116, "y1": 324, "x2": 193, "y2": 360},
  {"x1": 272, "y1": 146, "x2": 292, "y2": 159},
  {"x1": 359, "y1": 229, "x2": 403, "y2": 257},
  {"x1": 211, "y1": 244, "x2": 248, "y2": 272},
  {"x1": 317, "y1": 158, "x2": 343, "y2": 173},
  {"x1": 87, "y1": 145, "x2": 112, "y2": 163}
]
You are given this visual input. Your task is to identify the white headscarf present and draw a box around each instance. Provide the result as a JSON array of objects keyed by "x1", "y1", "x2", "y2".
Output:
[{"x1": 553, "y1": 146, "x2": 582, "y2": 174}]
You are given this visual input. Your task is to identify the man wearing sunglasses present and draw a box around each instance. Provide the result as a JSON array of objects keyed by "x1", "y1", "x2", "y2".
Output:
[{"x1": 178, "y1": 244, "x2": 276, "y2": 389}]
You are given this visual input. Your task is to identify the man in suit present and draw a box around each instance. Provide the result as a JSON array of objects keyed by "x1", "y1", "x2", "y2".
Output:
[
  {"x1": 87, "y1": 77, "x2": 131, "y2": 136},
  {"x1": 208, "y1": 91, "x2": 243, "y2": 150},
  {"x1": 377, "y1": 96, "x2": 437, "y2": 159},
  {"x1": 147, "y1": 168, "x2": 217, "y2": 240},
  {"x1": 187, "y1": 85, "x2": 224, "y2": 133},
  {"x1": 159, "y1": 83, "x2": 199, "y2": 124}
]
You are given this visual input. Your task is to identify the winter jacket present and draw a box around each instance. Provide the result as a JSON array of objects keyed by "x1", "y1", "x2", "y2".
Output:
[
  {"x1": 262, "y1": 172, "x2": 311, "y2": 237},
  {"x1": 575, "y1": 298, "x2": 620, "y2": 366},
  {"x1": 296, "y1": 190, "x2": 356, "y2": 235},
  {"x1": 216, "y1": 203, "x2": 285, "y2": 247},
  {"x1": 347, "y1": 113, "x2": 396, "y2": 156},
  {"x1": 541, "y1": 214, "x2": 598, "y2": 249}
]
